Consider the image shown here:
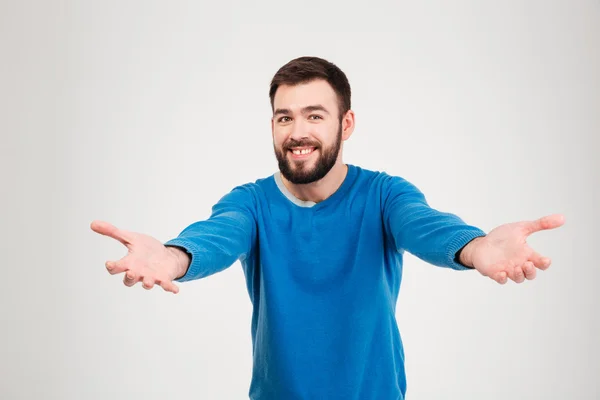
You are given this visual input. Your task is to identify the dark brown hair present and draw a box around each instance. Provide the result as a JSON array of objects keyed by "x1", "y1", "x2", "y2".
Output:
[{"x1": 269, "y1": 56, "x2": 351, "y2": 122}]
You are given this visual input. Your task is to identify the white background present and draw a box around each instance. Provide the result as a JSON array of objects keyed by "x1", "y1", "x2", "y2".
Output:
[{"x1": 1, "y1": 0, "x2": 598, "y2": 399}]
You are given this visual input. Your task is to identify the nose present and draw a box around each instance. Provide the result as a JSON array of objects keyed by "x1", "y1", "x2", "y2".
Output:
[{"x1": 289, "y1": 118, "x2": 309, "y2": 141}]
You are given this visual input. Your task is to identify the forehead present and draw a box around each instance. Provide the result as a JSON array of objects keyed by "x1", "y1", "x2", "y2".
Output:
[{"x1": 273, "y1": 79, "x2": 338, "y2": 111}]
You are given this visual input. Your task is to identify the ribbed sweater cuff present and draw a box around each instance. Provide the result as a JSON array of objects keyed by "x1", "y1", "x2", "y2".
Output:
[
  {"x1": 164, "y1": 238, "x2": 201, "y2": 282},
  {"x1": 445, "y1": 229, "x2": 487, "y2": 270}
]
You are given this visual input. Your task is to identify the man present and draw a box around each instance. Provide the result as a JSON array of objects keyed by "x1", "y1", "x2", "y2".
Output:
[{"x1": 91, "y1": 56, "x2": 565, "y2": 399}]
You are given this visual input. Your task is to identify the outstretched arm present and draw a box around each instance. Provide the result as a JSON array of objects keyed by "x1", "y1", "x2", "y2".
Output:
[
  {"x1": 91, "y1": 185, "x2": 256, "y2": 293},
  {"x1": 164, "y1": 186, "x2": 257, "y2": 282},
  {"x1": 383, "y1": 175, "x2": 487, "y2": 271},
  {"x1": 382, "y1": 175, "x2": 565, "y2": 284}
]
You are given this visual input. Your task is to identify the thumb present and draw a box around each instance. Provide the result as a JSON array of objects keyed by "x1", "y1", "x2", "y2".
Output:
[
  {"x1": 90, "y1": 220, "x2": 132, "y2": 246},
  {"x1": 524, "y1": 214, "x2": 565, "y2": 236}
]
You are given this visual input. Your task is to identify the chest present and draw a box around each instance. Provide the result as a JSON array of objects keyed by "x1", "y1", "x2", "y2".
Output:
[{"x1": 255, "y1": 198, "x2": 388, "y2": 285}]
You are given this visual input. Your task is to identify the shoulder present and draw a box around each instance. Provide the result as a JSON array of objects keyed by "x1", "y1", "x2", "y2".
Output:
[
  {"x1": 350, "y1": 165, "x2": 429, "y2": 214},
  {"x1": 350, "y1": 164, "x2": 420, "y2": 195},
  {"x1": 215, "y1": 173, "x2": 276, "y2": 208}
]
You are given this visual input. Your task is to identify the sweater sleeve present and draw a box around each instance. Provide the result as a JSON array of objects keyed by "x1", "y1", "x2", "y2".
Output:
[
  {"x1": 164, "y1": 185, "x2": 257, "y2": 282},
  {"x1": 382, "y1": 175, "x2": 486, "y2": 270}
]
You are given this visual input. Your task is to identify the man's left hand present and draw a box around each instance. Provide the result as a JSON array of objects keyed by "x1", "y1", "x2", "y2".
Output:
[{"x1": 460, "y1": 214, "x2": 566, "y2": 284}]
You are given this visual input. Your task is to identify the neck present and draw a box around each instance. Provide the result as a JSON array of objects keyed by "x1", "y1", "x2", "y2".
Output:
[{"x1": 280, "y1": 161, "x2": 348, "y2": 203}]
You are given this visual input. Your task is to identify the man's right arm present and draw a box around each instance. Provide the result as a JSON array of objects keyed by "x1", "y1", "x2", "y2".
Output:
[
  {"x1": 165, "y1": 246, "x2": 192, "y2": 280},
  {"x1": 164, "y1": 185, "x2": 257, "y2": 282}
]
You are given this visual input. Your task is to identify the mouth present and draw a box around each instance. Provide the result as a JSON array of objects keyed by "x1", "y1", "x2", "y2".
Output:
[{"x1": 288, "y1": 146, "x2": 318, "y2": 160}]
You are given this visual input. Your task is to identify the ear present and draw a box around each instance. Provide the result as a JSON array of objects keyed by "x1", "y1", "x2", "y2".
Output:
[{"x1": 341, "y1": 110, "x2": 355, "y2": 141}]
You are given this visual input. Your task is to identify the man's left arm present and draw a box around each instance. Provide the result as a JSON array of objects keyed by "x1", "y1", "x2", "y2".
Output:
[
  {"x1": 382, "y1": 175, "x2": 565, "y2": 284},
  {"x1": 382, "y1": 174, "x2": 486, "y2": 271}
]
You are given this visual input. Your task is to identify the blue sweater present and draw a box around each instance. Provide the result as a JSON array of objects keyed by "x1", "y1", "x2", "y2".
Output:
[{"x1": 165, "y1": 164, "x2": 486, "y2": 399}]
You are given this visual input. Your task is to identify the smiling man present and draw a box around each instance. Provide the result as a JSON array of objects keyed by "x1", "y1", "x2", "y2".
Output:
[{"x1": 91, "y1": 56, "x2": 565, "y2": 400}]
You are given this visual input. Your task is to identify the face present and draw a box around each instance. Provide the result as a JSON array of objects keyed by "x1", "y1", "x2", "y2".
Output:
[{"x1": 271, "y1": 79, "x2": 345, "y2": 184}]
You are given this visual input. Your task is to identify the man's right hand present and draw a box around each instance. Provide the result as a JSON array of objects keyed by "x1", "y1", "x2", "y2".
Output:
[{"x1": 90, "y1": 220, "x2": 190, "y2": 294}]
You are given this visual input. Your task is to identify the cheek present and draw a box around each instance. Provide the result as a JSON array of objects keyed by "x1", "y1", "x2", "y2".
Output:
[
  {"x1": 273, "y1": 129, "x2": 289, "y2": 145},
  {"x1": 316, "y1": 124, "x2": 337, "y2": 141},
  {"x1": 273, "y1": 137, "x2": 286, "y2": 152},
  {"x1": 272, "y1": 134, "x2": 284, "y2": 146}
]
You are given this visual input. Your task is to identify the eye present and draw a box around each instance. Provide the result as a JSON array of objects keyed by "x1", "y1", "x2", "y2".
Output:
[
  {"x1": 309, "y1": 115, "x2": 323, "y2": 120},
  {"x1": 278, "y1": 116, "x2": 292, "y2": 123}
]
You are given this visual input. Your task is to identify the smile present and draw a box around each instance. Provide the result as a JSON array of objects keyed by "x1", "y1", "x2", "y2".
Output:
[
  {"x1": 288, "y1": 147, "x2": 317, "y2": 159},
  {"x1": 291, "y1": 147, "x2": 316, "y2": 155}
]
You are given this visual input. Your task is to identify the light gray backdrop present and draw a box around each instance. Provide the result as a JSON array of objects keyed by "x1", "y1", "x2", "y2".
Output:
[{"x1": 1, "y1": 0, "x2": 598, "y2": 399}]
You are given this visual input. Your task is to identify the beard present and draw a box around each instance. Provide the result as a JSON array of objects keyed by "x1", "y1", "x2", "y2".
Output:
[{"x1": 274, "y1": 123, "x2": 342, "y2": 184}]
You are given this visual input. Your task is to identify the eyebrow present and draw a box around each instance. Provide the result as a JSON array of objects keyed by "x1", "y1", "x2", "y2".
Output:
[{"x1": 273, "y1": 104, "x2": 331, "y2": 117}]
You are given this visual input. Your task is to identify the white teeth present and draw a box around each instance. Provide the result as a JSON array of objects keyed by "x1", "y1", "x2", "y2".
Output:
[{"x1": 292, "y1": 148, "x2": 313, "y2": 155}]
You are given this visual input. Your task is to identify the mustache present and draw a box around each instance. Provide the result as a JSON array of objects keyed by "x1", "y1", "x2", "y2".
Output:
[{"x1": 283, "y1": 139, "x2": 321, "y2": 150}]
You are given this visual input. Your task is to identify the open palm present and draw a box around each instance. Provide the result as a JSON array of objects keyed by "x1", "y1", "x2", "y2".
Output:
[
  {"x1": 470, "y1": 214, "x2": 565, "y2": 284},
  {"x1": 90, "y1": 220, "x2": 185, "y2": 293}
]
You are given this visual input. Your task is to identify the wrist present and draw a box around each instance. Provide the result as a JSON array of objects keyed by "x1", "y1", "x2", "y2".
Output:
[
  {"x1": 458, "y1": 236, "x2": 485, "y2": 268},
  {"x1": 166, "y1": 246, "x2": 191, "y2": 279}
]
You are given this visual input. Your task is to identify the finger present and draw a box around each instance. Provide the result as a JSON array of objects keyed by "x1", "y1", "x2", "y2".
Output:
[
  {"x1": 90, "y1": 220, "x2": 132, "y2": 246},
  {"x1": 123, "y1": 270, "x2": 139, "y2": 287},
  {"x1": 524, "y1": 214, "x2": 566, "y2": 236},
  {"x1": 159, "y1": 280, "x2": 180, "y2": 294},
  {"x1": 504, "y1": 262, "x2": 518, "y2": 283},
  {"x1": 523, "y1": 261, "x2": 536, "y2": 280},
  {"x1": 512, "y1": 264, "x2": 525, "y2": 284},
  {"x1": 105, "y1": 259, "x2": 127, "y2": 275},
  {"x1": 141, "y1": 277, "x2": 155, "y2": 290},
  {"x1": 530, "y1": 251, "x2": 551, "y2": 270},
  {"x1": 493, "y1": 271, "x2": 507, "y2": 284}
]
